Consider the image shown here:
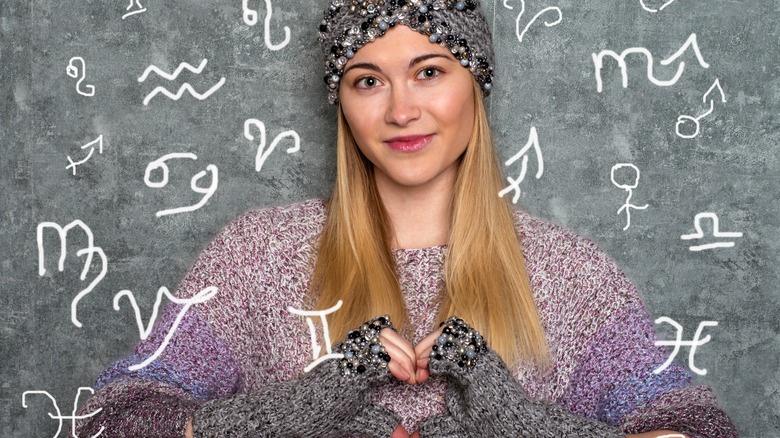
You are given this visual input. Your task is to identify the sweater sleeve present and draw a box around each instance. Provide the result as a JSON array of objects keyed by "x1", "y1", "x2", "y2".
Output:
[
  {"x1": 557, "y1": 246, "x2": 738, "y2": 438},
  {"x1": 75, "y1": 211, "x2": 268, "y2": 437}
]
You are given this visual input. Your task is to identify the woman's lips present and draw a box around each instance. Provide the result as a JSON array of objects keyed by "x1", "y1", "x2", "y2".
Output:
[{"x1": 384, "y1": 134, "x2": 433, "y2": 152}]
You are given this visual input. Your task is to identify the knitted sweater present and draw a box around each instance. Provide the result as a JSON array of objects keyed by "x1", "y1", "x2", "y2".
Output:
[{"x1": 75, "y1": 198, "x2": 737, "y2": 437}]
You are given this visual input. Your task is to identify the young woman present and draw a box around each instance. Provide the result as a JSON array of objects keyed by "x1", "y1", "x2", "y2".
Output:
[{"x1": 76, "y1": 0, "x2": 738, "y2": 436}]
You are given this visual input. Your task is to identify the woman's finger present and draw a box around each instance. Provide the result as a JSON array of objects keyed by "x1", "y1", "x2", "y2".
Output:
[
  {"x1": 380, "y1": 329, "x2": 417, "y2": 383},
  {"x1": 413, "y1": 327, "x2": 444, "y2": 384}
]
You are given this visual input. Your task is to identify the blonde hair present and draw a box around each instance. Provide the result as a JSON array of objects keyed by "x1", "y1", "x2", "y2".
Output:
[{"x1": 309, "y1": 79, "x2": 549, "y2": 367}]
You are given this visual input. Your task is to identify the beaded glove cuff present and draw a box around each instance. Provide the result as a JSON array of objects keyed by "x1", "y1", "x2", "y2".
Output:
[
  {"x1": 337, "y1": 315, "x2": 395, "y2": 376},
  {"x1": 431, "y1": 316, "x2": 487, "y2": 369}
]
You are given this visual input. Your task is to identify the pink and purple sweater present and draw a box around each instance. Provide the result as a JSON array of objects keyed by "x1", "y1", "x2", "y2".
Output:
[{"x1": 76, "y1": 198, "x2": 737, "y2": 437}]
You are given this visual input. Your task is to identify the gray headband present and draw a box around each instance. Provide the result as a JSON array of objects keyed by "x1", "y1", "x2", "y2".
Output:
[{"x1": 317, "y1": 0, "x2": 495, "y2": 104}]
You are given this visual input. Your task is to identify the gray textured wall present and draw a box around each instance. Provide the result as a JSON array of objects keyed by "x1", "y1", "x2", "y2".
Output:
[{"x1": 2, "y1": 0, "x2": 778, "y2": 436}]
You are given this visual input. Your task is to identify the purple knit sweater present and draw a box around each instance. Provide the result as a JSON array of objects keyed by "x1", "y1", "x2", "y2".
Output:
[{"x1": 75, "y1": 199, "x2": 737, "y2": 437}]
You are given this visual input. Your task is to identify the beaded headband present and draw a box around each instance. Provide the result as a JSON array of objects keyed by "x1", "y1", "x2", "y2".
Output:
[{"x1": 318, "y1": 0, "x2": 495, "y2": 104}]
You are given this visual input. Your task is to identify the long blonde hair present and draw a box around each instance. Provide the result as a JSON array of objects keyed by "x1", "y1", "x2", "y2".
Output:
[{"x1": 309, "y1": 79, "x2": 549, "y2": 367}]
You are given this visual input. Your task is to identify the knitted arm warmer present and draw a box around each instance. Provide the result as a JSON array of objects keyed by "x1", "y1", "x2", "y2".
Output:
[
  {"x1": 421, "y1": 317, "x2": 624, "y2": 438},
  {"x1": 193, "y1": 316, "x2": 402, "y2": 438}
]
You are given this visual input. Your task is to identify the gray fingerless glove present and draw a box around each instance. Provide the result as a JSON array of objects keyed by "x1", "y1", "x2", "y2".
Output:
[
  {"x1": 193, "y1": 315, "x2": 401, "y2": 438},
  {"x1": 425, "y1": 317, "x2": 625, "y2": 438}
]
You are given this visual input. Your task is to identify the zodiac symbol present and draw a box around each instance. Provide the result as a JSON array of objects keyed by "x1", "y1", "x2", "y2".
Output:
[
  {"x1": 143, "y1": 152, "x2": 218, "y2": 217},
  {"x1": 114, "y1": 286, "x2": 218, "y2": 370},
  {"x1": 676, "y1": 79, "x2": 726, "y2": 139},
  {"x1": 137, "y1": 59, "x2": 225, "y2": 105},
  {"x1": 66, "y1": 135, "x2": 104, "y2": 176},
  {"x1": 122, "y1": 0, "x2": 147, "y2": 19},
  {"x1": 503, "y1": 0, "x2": 562, "y2": 43},
  {"x1": 640, "y1": 0, "x2": 678, "y2": 13},
  {"x1": 288, "y1": 300, "x2": 345, "y2": 372},
  {"x1": 22, "y1": 387, "x2": 105, "y2": 437},
  {"x1": 242, "y1": 0, "x2": 291, "y2": 51},
  {"x1": 654, "y1": 317, "x2": 719, "y2": 376},
  {"x1": 499, "y1": 126, "x2": 544, "y2": 203},
  {"x1": 37, "y1": 220, "x2": 108, "y2": 328},
  {"x1": 592, "y1": 33, "x2": 709, "y2": 93},
  {"x1": 611, "y1": 163, "x2": 649, "y2": 231},
  {"x1": 244, "y1": 119, "x2": 301, "y2": 172},
  {"x1": 681, "y1": 212, "x2": 743, "y2": 251},
  {"x1": 66, "y1": 57, "x2": 95, "y2": 97}
]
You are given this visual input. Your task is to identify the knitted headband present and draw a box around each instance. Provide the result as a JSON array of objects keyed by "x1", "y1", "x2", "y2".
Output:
[{"x1": 317, "y1": 0, "x2": 496, "y2": 104}]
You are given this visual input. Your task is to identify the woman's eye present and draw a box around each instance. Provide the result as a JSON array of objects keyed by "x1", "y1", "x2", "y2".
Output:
[
  {"x1": 417, "y1": 67, "x2": 442, "y2": 80},
  {"x1": 355, "y1": 76, "x2": 380, "y2": 89}
]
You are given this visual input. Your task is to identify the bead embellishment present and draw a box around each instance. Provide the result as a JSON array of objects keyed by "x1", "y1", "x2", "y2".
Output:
[
  {"x1": 432, "y1": 316, "x2": 486, "y2": 368},
  {"x1": 336, "y1": 315, "x2": 394, "y2": 376},
  {"x1": 318, "y1": 0, "x2": 495, "y2": 104}
]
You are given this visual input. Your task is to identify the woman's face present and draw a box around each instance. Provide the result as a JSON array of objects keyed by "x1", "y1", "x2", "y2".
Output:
[{"x1": 339, "y1": 25, "x2": 476, "y2": 193}]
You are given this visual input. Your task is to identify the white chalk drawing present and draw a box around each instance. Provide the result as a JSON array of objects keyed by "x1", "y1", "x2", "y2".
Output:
[
  {"x1": 640, "y1": 0, "x2": 678, "y2": 13},
  {"x1": 499, "y1": 126, "x2": 543, "y2": 203},
  {"x1": 611, "y1": 163, "x2": 649, "y2": 231},
  {"x1": 22, "y1": 387, "x2": 105, "y2": 437},
  {"x1": 66, "y1": 57, "x2": 95, "y2": 97},
  {"x1": 114, "y1": 286, "x2": 218, "y2": 371},
  {"x1": 502, "y1": 0, "x2": 562, "y2": 43},
  {"x1": 242, "y1": 0, "x2": 291, "y2": 51},
  {"x1": 137, "y1": 59, "x2": 225, "y2": 105},
  {"x1": 143, "y1": 153, "x2": 219, "y2": 217},
  {"x1": 681, "y1": 212, "x2": 743, "y2": 251},
  {"x1": 66, "y1": 135, "x2": 104, "y2": 176},
  {"x1": 654, "y1": 317, "x2": 718, "y2": 376},
  {"x1": 676, "y1": 79, "x2": 726, "y2": 139},
  {"x1": 244, "y1": 119, "x2": 301, "y2": 172},
  {"x1": 288, "y1": 300, "x2": 345, "y2": 372},
  {"x1": 37, "y1": 221, "x2": 108, "y2": 328},
  {"x1": 121, "y1": 0, "x2": 147, "y2": 19},
  {"x1": 592, "y1": 33, "x2": 709, "y2": 93}
]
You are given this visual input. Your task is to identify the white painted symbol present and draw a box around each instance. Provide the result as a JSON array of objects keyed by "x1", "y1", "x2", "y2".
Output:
[
  {"x1": 143, "y1": 152, "x2": 218, "y2": 217},
  {"x1": 66, "y1": 57, "x2": 95, "y2": 97},
  {"x1": 22, "y1": 387, "x2": 105, "y2": 438},
  {"x1": 242, "y1": 0, "x2": 291, "y2": 51},
  {"x1": 640, "y1": 0, "x2": 678, "y2": 13},
  {"x1": 503, "y1": 0, "x2": 562, "y2": 43},
  {"x1": 122, "y1": 0, "x2": 147, "y2": 19},
  {"x1": 114, "y1": 286, "x2": 218, "y2": 371},
  {"x1": 244, "y1": 119, "x2": 301, "y2": 172},
  {"x1": 499, "y1": 126, "x2": 543, "y2": 204},
  {"x1": 37, "y1": 221, "x2": 108, "y2": 328},
  {"x1": 680, "y1": 212, "x2": 743, "y2": 251},
  {"x1": 66, "y1": 135, "x2": 104, "y2": 176},
  {"x1": 138, "y1": 59, "x2": 225, "y2": 105},
  {"x1": 654, "y1": 317, "x2": 718, "y2": 376},
  {"x1": 676, "y1": 79, "x2": 726, "y2": 139},
  {"x1": 611, "y1": 163, "x2": 649, "y2": 231},
  {"x1": 592, "y1": 33, "x2": 709, "y2": 93},
  {"x1": 288, "y1": 300, "x2": 345, "y2": 372}
]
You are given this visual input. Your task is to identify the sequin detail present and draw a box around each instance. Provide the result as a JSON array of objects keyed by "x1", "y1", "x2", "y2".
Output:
[{"x1": 318, "y1": 0, "x2": 495, "y2": 104}]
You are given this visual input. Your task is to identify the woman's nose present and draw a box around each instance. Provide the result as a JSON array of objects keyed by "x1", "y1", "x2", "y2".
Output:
[{"x1": 385, "y1": 84, "x2": 421, "y2": 126}]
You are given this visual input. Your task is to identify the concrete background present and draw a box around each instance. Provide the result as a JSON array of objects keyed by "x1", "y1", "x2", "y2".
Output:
[{"x1": 1, "y1": 0, "x2": 778, "y2": 435}]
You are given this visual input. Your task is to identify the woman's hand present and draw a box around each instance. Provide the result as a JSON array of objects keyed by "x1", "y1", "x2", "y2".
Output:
[
  {"x1": 413, "y1": 326, "x2": 445, "y2": 384},
  {"x1": 380, "y1": 327, "x2": 419, "y2": 384}
]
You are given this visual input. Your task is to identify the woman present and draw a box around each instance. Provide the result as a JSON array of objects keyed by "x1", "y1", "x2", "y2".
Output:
[{"x1": 75, "y1": 0, "x2": 738, "y2": 436}]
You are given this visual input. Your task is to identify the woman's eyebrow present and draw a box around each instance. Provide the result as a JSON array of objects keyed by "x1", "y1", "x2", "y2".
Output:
[{"x1": 343, "y1": 53, "x2": 453, "y2": 76}]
